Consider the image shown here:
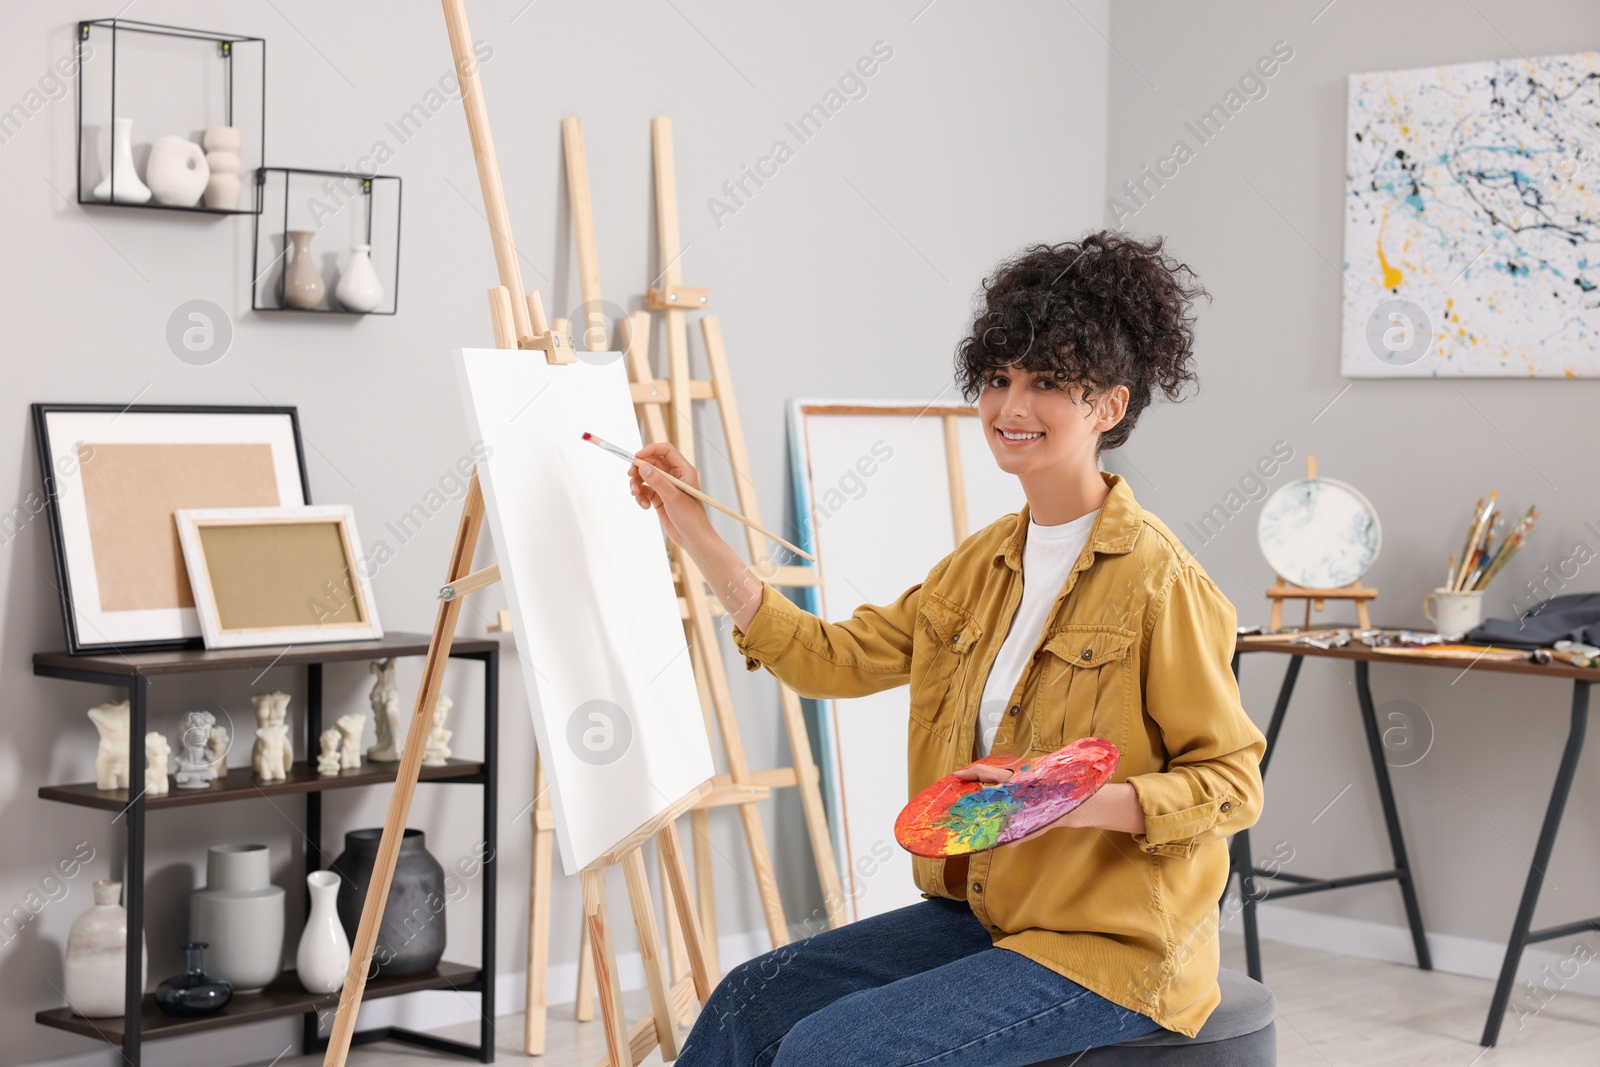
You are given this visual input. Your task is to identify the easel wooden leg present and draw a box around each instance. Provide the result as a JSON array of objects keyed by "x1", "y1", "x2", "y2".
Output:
[
  {"x1": 575, "y1": 918, "x2": 597, "y2": 1021},
  {"x1": 582, "y1": 868, "x2": 632, "y2": 1066},
  {"x1": 777, "y1": 686, "x2": 845, "y2": 927},
  {"x1": 623, "y1": 849, "x2": 680, "y2": 1061},
  {"x1": 321, "y1": 476, "x2": 485, "y2": 1067},
  {"x1": 523, "y1": 750, "x2": 554, "y2": 1055},
  {"x1": 690, "y1": 808, "x2": 720, "y2": 976}
]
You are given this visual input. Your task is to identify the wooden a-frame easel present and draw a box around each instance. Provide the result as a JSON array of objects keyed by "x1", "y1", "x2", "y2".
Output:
[
  {"x1": 521, "y1": 116, "x2": 847, "y2": 1050},
  {"x1": 322, "y1": 5, "x2": 715, "y2": 1066}
]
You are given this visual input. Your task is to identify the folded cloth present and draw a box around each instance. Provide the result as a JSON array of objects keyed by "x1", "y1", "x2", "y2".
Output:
[{"x1": 1464, "y1": 592, "x2": 1600, "y2": 650}]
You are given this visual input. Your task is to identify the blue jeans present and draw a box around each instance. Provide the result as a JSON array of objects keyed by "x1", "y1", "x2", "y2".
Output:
[{"x1": 676, "y1": 897, "x2": 1165, "y2": 1066}]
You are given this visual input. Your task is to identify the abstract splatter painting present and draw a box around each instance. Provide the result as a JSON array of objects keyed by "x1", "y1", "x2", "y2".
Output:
[
  {"x1": 895, "y1": 737, "x2": 1120, "y2": 857},
  {"x1": 1341, "y1": 52, "x2": 1600, "y2": 377}
]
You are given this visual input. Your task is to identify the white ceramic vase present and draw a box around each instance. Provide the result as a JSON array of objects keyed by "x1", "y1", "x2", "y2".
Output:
[
  {"x1": 64, "y1": 880, "x2": 148, "y2": 1017},
  {"x1": 145, "y1": 135, "x2": 209, "y2": 207},
  {"x1": 202, "y1": 126, "x2": 243, "y2": 210},
  {"x1": 91, "y1": 117, "x2": 151, "y2": 203},
  {"x1": 282, "y1": 231, "x2": 325, "y2": 311},
  {"x1": 190, "y1": 844, "x2": 285, "y2": 993},
  {"x1": 335, "y1": 244, "x2": 383, "y2": 313},
  {"x1": 295, "y1": 870, "x2": 350, "y2": 993}
]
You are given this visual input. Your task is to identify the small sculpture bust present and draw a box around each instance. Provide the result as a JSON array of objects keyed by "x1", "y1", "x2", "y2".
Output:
[
  {"x1": 145, "y1": 732, "x2": 171, "y2": 795},
  {"x1": 336, "y1": 713, "x2": 367, "y2": 770},
  {"x1": 174, "y1": 710, "x2": 218, "y2": 789},
  {"x1": 251, "y1": 691, "x2": 293, "y2": 782},
  {"x1": 316, "y1": 728, "x2": 344, "y2": 776},
  {"x1": 367, "y1": 659, "x2": 402, "y2": 762},
  {"x1": 423, "y1": 694, "x2": 454, "y2": 767},
  {"x1": 206, "y1": 724, "x2": 230, "y2": 778},
  {"x1": 88, "y1": 700, "x2": 131, "y2": 790}
]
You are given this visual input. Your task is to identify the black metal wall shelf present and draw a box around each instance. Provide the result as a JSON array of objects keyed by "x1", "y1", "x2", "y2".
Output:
[
  {"x1": 252, "y1": 167, "x2": 403, "y2": 315},
  {"x1": 75, "y1": 18, "x2": 266, "y2": 216}
]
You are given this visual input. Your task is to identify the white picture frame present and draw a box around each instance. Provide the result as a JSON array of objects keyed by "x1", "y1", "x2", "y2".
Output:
[{"x1": 174, "y1": 505, "x2": 382, "y2": 649}]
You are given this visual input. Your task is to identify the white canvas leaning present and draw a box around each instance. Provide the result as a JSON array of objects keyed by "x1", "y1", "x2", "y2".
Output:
[{"x1": 453, "y1": 347, "x2": 716, "y2": 875}]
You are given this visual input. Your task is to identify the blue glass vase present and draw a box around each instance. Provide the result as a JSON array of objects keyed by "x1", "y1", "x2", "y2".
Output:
[{"x1": 155, "y1": 941, "x2": 232, "y2": 1015}]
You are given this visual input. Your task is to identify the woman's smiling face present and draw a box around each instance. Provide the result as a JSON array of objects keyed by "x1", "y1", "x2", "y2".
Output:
[{"x1": 977, "y1": 365, "x2": 1127, "y2": 478}]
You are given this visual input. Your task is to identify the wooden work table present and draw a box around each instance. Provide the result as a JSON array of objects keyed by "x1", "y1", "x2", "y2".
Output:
[{"x1": 1230, "y1": 629, "x2": 1600, "y2": 1048}]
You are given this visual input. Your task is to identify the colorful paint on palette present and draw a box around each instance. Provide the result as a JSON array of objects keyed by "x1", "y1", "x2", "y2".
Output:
[{"x1": 894, "y1": 737, "x2": 1120, "y2": 857}]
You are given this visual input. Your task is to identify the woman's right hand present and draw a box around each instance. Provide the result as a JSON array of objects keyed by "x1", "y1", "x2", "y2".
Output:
[{"x1": 628, "y1": 440, "x2": 711, "y2": 548}]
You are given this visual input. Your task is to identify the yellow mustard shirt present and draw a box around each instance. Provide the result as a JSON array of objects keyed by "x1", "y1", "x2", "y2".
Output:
[{"x1": 729, "y1": 472, "x2": 1267, "y2": 1038}]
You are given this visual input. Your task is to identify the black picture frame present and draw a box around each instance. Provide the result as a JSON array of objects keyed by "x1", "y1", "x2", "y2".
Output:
[{"x1": 32, "y1": 403, "x2": 313, "y2": 655}]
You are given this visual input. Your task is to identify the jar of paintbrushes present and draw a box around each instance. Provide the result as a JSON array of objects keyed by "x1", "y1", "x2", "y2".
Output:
[{"x1": 1424, "y1": 492, "x2": 1538, "y2": 635}]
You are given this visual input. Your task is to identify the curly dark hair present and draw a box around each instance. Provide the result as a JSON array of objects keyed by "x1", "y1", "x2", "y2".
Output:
[{"x1": 955, "y1": 231, "x2": 1210, "y2": 453}]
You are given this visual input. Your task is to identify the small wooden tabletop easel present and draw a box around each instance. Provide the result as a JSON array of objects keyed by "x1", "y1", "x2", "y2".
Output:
[
  {"x1": 1264, "y1": 455, "x2": 1378, "y2": 631},
  {"x1": 321, "y1": 6, "x2": 715, "y2": 1067}
]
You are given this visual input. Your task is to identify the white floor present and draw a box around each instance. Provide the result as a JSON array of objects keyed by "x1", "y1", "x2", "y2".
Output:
[{"x1": 252, "y1": 934, "x2": 1600, "y2": 1066}]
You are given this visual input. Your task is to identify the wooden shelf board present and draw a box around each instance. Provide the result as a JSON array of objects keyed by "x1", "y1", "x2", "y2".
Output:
[
  {"x1": 36, "y1": 961, "x2": 481, "y2": 1041},
  {"x1": 39, "y1": 758, "x2": 484, "y2": 812},
  {"x1": 34, "y1": 632, "x2": 499, "y2": 679}
]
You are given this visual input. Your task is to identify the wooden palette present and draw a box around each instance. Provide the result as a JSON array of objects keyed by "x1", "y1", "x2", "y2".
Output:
[{"x1": 894, "y1": 737, "x2": 1120, "y2": 857}]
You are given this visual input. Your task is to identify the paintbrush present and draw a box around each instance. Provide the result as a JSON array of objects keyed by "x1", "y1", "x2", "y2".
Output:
[
  {"x1": 582, "y1": 431, "x2": 817, "y2": 563},
  {"x1": 1453, "y1": 492, "x2": 1497, "y2": 591}
]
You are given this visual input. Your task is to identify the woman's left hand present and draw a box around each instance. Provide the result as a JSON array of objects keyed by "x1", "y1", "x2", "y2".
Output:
[{"x1": 950, "y1": 759, "x2": 1146, "y2": 845}]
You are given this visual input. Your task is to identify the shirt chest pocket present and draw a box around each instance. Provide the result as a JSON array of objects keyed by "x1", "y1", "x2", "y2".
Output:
[
  {"x1": 908, "y1": 593, "x2": 982, "y2": 741},
  {"x1": 1028, "y1": 625, "x2": 1138, "y2": 753}
]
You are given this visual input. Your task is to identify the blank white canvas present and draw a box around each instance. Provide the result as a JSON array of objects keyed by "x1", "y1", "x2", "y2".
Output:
[
  {"x1": 790, "y1": 402, "x2": 1023, "y2": 921},
  {"x1": 454, "y1": 348, "x2": 715, "y2": 875}
]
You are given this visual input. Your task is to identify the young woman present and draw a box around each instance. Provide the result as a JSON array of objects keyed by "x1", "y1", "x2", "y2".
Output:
[{"x1": 628, "y1": 231, "x2": 1267, "y2": 1066}]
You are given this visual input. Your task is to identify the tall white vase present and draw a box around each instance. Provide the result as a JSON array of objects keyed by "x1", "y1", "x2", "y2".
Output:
[
  {"x1": 294, "y1": 870, "x2": 350, "y2": 993},
  {"x1": 64, "y1": 880, "x2": 148, "y2": 1017},
  {"x1": 334, "y1": 244, "x2": 384, "y2": 313},
  {"x1": 92, "y1": 117, "x2": 151, "y2": 203}
]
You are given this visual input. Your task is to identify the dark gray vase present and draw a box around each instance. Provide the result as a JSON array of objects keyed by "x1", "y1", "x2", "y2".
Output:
[{"x1": 332, "y1": 829, "x2": 446, "y2": 977}]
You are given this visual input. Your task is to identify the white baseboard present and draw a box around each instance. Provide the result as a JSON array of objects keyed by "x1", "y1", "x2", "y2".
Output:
[
  {"x1": 1222, "y1": 900, "x2": 1600, "y2": 998},
  {"x1": 24, "y1": 929, "x2": 775, "y2": 1067}
]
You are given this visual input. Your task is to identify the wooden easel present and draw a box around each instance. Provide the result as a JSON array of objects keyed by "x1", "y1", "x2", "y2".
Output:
[
  {"x1": 1264, "y1": 455, "x2": 1378, "y2": 631},
  {"x1": 637, "y1": 113, "x2": 847, "y2": 963},
  {"x1": 322, "y1": 6, "x2": 715, "y2": 1067},
  {"x1": 546, "y1": 116, "x2": 846, "y2": 1042}
]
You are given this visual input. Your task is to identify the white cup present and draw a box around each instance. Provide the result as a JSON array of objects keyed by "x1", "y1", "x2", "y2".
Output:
[{"x1": 1422, "y1": 588, "x2": 1484, "y2": 636}]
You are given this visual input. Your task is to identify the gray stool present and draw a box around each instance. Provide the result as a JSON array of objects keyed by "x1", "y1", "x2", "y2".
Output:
[{"x1": 1030, "y1": 969, "x2": 1276, "y2": 1066}]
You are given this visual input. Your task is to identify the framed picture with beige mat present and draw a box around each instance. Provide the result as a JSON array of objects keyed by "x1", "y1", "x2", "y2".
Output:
[
  {"x1": 31, "y1": 404, "x2": 311, "y2": 654},
  {"x1": 174, "y1": 505, "x2": 381, "y2": 648}
]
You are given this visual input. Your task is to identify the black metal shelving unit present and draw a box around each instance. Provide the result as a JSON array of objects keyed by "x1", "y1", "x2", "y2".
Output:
[
  {"x1": 34, "y1": 633, "x2": 499, "y2": 1066},
  {"x1": 75, "y1": 18, "x2": 266, "y2": 216},
  {"x1": 251, "y1": 167, "x2": 403, "y2": 315}
]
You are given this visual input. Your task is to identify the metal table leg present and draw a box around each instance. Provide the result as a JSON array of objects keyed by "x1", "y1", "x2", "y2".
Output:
[
  {"x1": 1480, "y1": 680, "x2": 1592, "y2": 1047},
  {"x1": 1353, "y1": 660, "x2": 1432, "y2": 971}
]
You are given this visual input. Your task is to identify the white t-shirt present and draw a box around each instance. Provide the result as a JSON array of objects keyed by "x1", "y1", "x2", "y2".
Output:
[{"x1": 973, "y1": 508, "x2": 1100, "y2": 758}]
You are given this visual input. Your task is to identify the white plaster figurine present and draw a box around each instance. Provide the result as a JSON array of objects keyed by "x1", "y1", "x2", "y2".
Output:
[
  {"x1": 87, "y1": 700, "x2": 131, "y2": 790},
  {"x1": 174, "y1": 710, "x2": 217, "y2": 789},
  {"x1": 251, "y1": 691, "x2": 293, "y2": 781},
  {"x1": 366, "y1": 659, "x2": 402, "y2": 762},
  {"x1": 336, "y1": 713, "x2": 367, "y2": 770},
  {"x1": 207, "y1": 724, "x2": 230, "y2": 778},
  {"x1": 423, "y1": 694, "x2": 454, "y2": 767},
  {"x1": 144, "y1": 732, "x2": 171, "y2": 795},
  {"x1": 317, "y1": 728, "x2": 344, "y2": 776}
]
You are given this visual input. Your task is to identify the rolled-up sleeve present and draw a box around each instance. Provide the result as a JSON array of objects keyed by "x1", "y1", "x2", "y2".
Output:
[
  {"x1": 1127, "y1": 565, "x2": 1266, "y2": 858},
  {"x1": 729, "y1": 557, "x2": 950, "y2": 700}
]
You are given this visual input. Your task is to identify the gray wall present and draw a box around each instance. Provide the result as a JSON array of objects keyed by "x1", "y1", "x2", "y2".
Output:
[
  {"x1": 1104, "y1": 0, "x2": 1600, "y2": 966},
  {"x1": 0, "y1": 2, "x2": 1108, "y2": 1063}
]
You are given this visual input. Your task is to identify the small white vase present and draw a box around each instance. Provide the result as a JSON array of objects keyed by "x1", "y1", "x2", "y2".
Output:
[
  {"x1": 64, "y1": 880, "x2": 148, "y2": 1017},
  {"x1": 91, "y1": 117, "x2": 151, "y2": 204},
  {"x1": 335, "y1": 244, "x2": 384, "y2": 313},
  {"x1": 202, "y1": 125, "x2": 242, "y2": 210},
  {"x1": 145, "y1": 135, "x2": 209, "y2": 207},
  {"x1": 282, "y1": 231, "x2": 325, "y2": 311},
  {"x1": 295, "y1": 870, "x2": 350, "y2": 993}
]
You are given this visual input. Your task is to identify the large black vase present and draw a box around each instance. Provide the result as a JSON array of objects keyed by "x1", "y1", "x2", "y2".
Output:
[{"x1": 332, "y1": 828, "x2": 447, "y2": 977}]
